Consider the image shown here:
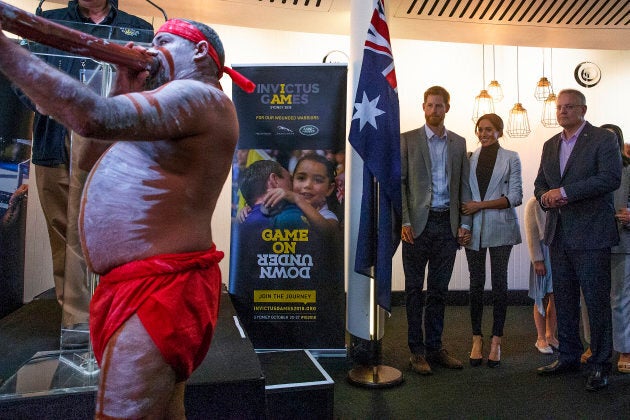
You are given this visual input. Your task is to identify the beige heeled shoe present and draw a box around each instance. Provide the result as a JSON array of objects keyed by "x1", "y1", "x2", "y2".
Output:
[
  {"x1": 470, "y1": 335, "x2": 483, "y2": 367},
  {"x1": 488, "y1": 336, "x2": 501, "y2": 368}
]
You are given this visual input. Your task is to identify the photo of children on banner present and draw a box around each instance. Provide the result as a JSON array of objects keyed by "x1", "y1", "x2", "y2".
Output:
[
  {"x1": 238, "y1": 159, "x2": 309, "y2": 231},
  {"x1": 237, "y1": 152, "x2": 342, "y2": 234},
  {"x1": 228, "y1": 149, "x2": 344, "y2": 349}
]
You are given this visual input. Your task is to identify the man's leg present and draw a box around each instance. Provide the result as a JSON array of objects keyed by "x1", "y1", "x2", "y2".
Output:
[
  {"x1": 402, "y1": 239, "x2": 429, "y2": 355},
  {"x1": 96, "y1": 314, "x2": 184, "y2": 419},
  {"x1": 59, "y1": 135, "x2": 93, "y2": 348},
  {"x1": 576, "y1": 248, "x2": 613, "y2": 370},
  {"x1": 549, "y1": 244, "x2": 582, "y2": 364},
  {"x1": 34, "y1": 164, "x2": 69, "y2": 306},
  {"x1": 424, "y1": 213, "x2": 458, "y2": 352}
]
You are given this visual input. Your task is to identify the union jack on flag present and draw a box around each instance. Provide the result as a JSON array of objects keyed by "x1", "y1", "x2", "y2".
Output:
[{"x1": 348, "y1": 0, "x2": 401, "y2": 312}]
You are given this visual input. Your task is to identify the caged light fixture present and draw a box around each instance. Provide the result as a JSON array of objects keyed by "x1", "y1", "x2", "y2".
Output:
[
  {"x1": 534, "y1": 48, "x2": 553, "y2": 101},
  {"x1": 507, "y1": 46, "x2": 531, "y2": 138},
  {"x1": 541, "y1": 49, "x2": 560, "y2": 128},
  {"x1": 472, "y1": 44, "x2": 495, "y2": 124},
  {"x1": 487, "y1": 45, "x2": 504, "y2": 102}
]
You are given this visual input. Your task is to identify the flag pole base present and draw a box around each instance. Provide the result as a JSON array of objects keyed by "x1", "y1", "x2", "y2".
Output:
[{"x1": 347, "y1": 365, "x2": 403, "y2": 388}]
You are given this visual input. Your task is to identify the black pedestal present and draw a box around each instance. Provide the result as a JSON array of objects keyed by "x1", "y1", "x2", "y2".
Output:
[
  {"x1": 259, "y1": 350, "x2": 334, "y2": 420},
  {"x1": 0, "y1": 291, "x2": 266, "y2": 419}
]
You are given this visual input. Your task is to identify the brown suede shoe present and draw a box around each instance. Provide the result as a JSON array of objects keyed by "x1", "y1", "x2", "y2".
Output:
[
  {"x1": 426, "y1": 349, "x2": 464, "y2": 369},
  {"x1": 410, "y1": 354, "x2": 433, "y2": 375},
  {"x1": 581, "y1": 347, "x2": 592, "y2": 364}
]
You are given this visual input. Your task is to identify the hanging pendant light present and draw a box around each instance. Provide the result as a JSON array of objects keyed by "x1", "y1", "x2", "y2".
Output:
[
  {"x1": 534, "y1": 48, "x2": 553, "y2": 101},
  {"x1": 541, "y1": 49, "x2": 560, "y2": 128},
  {"x1": 487, "y1": 45, "x2": 504, "y2": 102},
  {"x1": 541, "y1": 93, "x2": 559, "y2": 128},
  {"x1": 507, "y1": 46, "x2": 531, "y2": 138},
  {"x1": 472, "y1": 44, "x2": 494, "y2": 124}
]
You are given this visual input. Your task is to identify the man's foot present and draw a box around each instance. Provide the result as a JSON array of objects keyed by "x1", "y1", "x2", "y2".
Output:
[
  {"x1": 409, "y1": 354, "x2": 432, "y2": 375},
  {"x1": 618, "y1": 353, "x2": 630, "y2": 373},
  {"x1": 586, "y1": 367, "x2": 609, "y2": 391},
  {"x1": 581, "y1": 347, "x2": 592, "y2": 364},
  {"x1": 426, "y1": 349, "x2": 463, "y2": 369},
  {"x1": 537, "y1": 359, "x2": 581, "y2": 376}
]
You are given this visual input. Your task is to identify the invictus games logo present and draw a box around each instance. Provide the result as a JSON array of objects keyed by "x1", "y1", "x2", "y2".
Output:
[
  {"x1": 299, "y1": 125, "x2": 319, "y2": 136},
  {"x1": 574, "y1": 62, "x2": 601, "y2": 88},
  {"x1": 257, "y1": 83, "x2": 320, "y2": 106}
]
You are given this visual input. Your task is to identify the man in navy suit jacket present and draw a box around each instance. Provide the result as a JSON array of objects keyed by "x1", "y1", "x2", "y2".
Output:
[{"x1": 534, "y1": 88, "x2": 621, "y2": 391}]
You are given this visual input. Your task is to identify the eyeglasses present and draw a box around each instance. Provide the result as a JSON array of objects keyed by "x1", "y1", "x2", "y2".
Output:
[{"x1": 556, "y1": 104, "x2": 583, "y2": 112}]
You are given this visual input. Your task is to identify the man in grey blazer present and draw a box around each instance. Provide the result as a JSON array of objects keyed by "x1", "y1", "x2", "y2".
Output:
[
  {"x1": 534, "y1": 89, "x2": 621, "y2": 391},
  {"x1": 401, "y1": 85, "x2": 472, "y2": 375}
]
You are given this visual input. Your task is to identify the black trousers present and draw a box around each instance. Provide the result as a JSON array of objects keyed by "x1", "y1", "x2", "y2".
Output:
[
  {"x1": 465, "y1": 245, "x2": 513, "y2": 337},
  {"x1": 402, "y1": 211, "x2": 459, "y2": 354}
]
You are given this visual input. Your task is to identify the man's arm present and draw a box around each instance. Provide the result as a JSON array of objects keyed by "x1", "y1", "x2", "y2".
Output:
[
  {"x1": 0, "y1": 28, "x2": 230, "y2": 143},
  {"x1": 534, "y1": 142, "x2": 551, "y2": 209},
  {"x1": 562, "y1": 131, "x2": 622, "y2": 202},
  {"x1": 400, "y1": 131, "x2": 416, "y2": 243}
]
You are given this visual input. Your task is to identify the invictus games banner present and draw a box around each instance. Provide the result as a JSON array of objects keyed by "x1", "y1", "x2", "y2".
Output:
[{"x1": 229, "y1": 64, "x2": 346, "y2": 350}]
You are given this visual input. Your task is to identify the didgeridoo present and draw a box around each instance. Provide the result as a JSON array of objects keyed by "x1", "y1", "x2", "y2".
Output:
[{"x1": 0, "y1": 0, "x2": 155, "y2": 72}]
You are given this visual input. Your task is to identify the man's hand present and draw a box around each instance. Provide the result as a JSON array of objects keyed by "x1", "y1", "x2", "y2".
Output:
[
  {"x1": 110, "y1": 42, "x2": 153, "y2": 95},
  {"x1": 541, "y1": 188, "x2": 567, "y2": 208},
  {"x1": 457, "y1": 227, "x2": 471, "y2": 246},
  {"x1": 401, "y1": 225, "x2": 415, "y2": 244}
]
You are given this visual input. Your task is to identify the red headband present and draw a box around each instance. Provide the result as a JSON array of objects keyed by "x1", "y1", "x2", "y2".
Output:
[{"x1": 157, "y1": 19, "x2": 255, "y2": 93}]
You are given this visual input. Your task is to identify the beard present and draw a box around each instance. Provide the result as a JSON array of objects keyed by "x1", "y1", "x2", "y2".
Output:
[{"x1": 425, "y1": 114, "x2": 444, "y2": 126}]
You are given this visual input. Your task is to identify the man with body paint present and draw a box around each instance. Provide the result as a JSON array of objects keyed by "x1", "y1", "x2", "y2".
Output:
[{"x1": 0, "y1": 18, "x2": 253, "y2": 418}]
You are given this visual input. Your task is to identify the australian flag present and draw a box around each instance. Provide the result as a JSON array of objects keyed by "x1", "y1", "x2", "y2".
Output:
[{"x1": 349, "y1": 0, "x2": 401, "y2": 312}]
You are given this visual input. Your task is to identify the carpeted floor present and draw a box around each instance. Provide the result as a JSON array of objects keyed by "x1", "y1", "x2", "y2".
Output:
[
  {"x1": 318, "y1": 305, "x2": 630, "y2": 420},
  {"x1": 2, "y1": 299, "x2": 630, "y2": 419}
]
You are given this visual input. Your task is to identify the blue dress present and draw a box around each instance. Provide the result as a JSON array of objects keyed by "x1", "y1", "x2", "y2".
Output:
[{"x1": 528, "y1": 240, "x2": 553, "y2": 316}]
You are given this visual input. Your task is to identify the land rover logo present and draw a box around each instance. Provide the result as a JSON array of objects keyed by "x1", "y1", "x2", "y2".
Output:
[{"x1": 299, "y1": 125, "x2": 319, "y2": 136}]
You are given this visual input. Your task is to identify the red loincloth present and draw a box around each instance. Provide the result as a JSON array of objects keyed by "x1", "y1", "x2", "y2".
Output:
[{"x1": 90, "y1": 246, "x2": 224, "y2": 381}]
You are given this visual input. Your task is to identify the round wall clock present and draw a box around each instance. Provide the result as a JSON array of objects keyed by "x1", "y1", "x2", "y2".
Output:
[{"x1": 574, "y1": 62, "x2": 601, "y2": 88}]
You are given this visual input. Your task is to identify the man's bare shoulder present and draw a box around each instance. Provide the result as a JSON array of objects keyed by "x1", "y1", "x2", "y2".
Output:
[{"x1": 150, "y1": 79, "x2": 232, "y2": 106}]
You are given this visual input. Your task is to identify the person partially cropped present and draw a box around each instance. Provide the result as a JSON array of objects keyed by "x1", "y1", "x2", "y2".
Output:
[
  {"x1": 461, "y1": 113, "x2": 522, "y2": 368},
  {"x1": 524, "y1": 196, "x2": 559, "y2": 355},
  {"x1": 18, "y1": 0, "x2": 153, "y2": 347},
  {"x1": 603, "y1": 123, "x2": 630, "y2": 374}
]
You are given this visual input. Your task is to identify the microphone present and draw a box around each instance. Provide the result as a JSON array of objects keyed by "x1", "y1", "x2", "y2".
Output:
[{"x1": 35, "y1": 0, "x2": 45, "y2": 16}]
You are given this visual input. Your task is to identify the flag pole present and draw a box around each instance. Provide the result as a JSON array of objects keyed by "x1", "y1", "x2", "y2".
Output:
[{"x1": 347, "y1": 179, "x2": 402, "y2": 387}]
